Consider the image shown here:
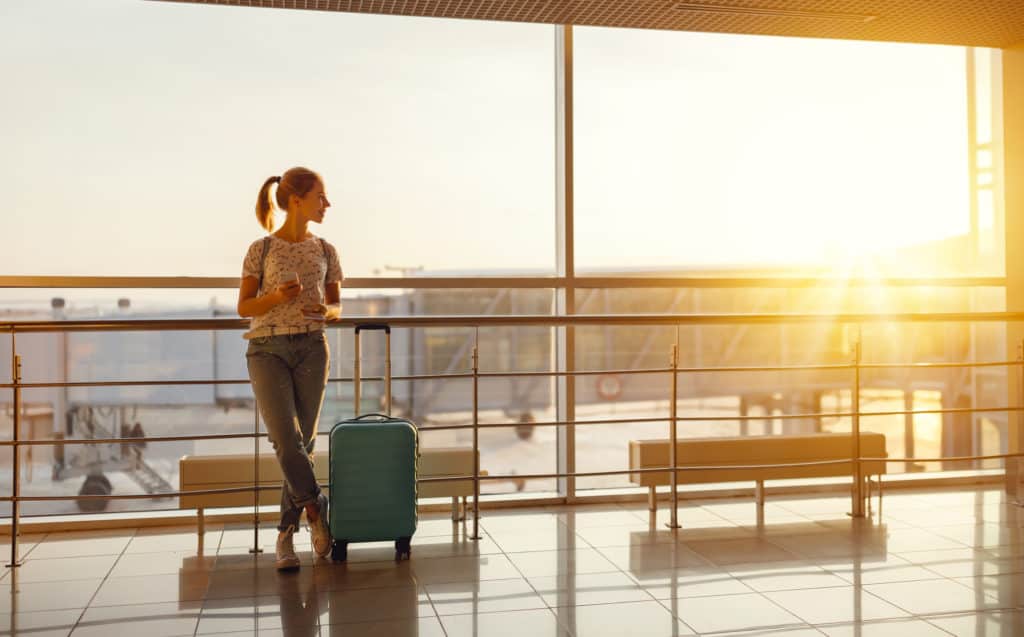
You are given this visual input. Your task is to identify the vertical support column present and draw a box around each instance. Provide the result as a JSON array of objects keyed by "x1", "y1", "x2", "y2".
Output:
[
  {"x1": 7, "y1": 348, "x2": 22, "y2": 568},
  {"x1": 1003, "y1": 45, "x2": 1024, "y2": 501},
  {"x1": 471, "y1": 332, "x2": 482, "y2": 540},
  {"x1": 354, "y1": 330, "x2": 362, "y2": 417},
  {"x1": 250, "y1": 399, "x2": 262, "y2": 555},
  {"x1": 666, "y1": 336, "x2": 681, "y2": 529},
  {"x1": 554, "y1": 24, "x2": 576, "y2": 501},
  {"x1": 850, "y1": 337, "x2": 865, "y2": 518}
]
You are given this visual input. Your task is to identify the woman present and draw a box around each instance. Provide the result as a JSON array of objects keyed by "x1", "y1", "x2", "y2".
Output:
[{"x1": 237, "y1": 167, "x2": 343, "y2": 570}]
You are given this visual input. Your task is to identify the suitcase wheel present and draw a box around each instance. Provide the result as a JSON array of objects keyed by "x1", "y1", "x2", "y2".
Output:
[
  {"x1": 395, "y1": 537, "x2": 412, "y2": 561},
  {"x1": 332, "y1": 540, "x2": 348, "y2": 562}
]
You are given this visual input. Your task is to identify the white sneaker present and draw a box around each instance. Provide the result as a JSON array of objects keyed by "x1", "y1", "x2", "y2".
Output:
[
  {"x1": 275, "y1": 525, "x2": 301, "y2": 571},
  {"x1": 308, "y1": 494, "x2": 331, "y2": 558}
]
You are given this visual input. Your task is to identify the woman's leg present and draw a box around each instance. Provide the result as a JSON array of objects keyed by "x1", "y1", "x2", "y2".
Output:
[
  {"x1": 293, "y1": 333, "x2": 330, "y2": 461},
  {"x1": 247, "y1": 340, "x2": 321, "y2": 532},
  {"x1": 292, "y1": 334, "x2": 332, "y2": 557}
]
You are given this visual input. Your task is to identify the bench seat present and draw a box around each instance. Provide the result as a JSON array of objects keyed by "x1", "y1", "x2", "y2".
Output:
[
  {"x1": 179, "y1": 446, "x2": 484, "y2": 542},
  {"x1": 629, "y1": 432, "x2": 887, "y2": 513}
]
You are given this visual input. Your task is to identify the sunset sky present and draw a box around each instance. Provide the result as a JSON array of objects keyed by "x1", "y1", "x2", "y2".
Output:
[{"x1": 2, "y1": 0, "x2": 973, "y2": 285}]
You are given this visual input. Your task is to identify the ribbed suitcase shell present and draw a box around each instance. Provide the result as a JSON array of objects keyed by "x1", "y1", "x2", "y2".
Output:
[{"x1": 328, "y1": 416, "x2": 418, "y2": 543}]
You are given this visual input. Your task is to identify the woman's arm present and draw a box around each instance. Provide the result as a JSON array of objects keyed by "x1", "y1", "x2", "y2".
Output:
[
  {"x1": 237, "y1": 276, "x2": 301, "y2": 317},
  {"x1": 303, "y1": 281, "x2": 343, "y2": 322},
  {"x1": 323, "y1": 281, "x2": 342, "y2": 320}
]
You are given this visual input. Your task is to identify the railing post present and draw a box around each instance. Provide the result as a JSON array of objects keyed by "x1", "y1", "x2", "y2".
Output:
[
  {"x1": 850, "y1": 334, "x2": 866, "y2": 518},
  {"x1": 250, "y1": 398, "x2": 262, "y2": 554},
  {"x1": 1015, "y1": 341, "x2": 1024, "y2": 505},
  {"x1": 666, "y1": 335, "x2": 681, "y2": 530},
  {"x1": 354, "y1": 329, "x2": 362, "y2": 416},
  {"x1": 7, "y1": 349, "x2": 22, "y2": 568},
  {"x1": 471, "y1": 328, "x2": 481, "y2": 540}
]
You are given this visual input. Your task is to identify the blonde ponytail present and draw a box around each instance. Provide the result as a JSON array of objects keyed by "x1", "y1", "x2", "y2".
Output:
[{"x1": 255, "y1": 175, "x2": 281, "y2": 232}]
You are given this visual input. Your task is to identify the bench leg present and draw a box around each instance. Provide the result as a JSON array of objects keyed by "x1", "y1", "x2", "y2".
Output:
[
  {"x1": 867, "y1": 477, "x2": 873, "y2": 516},
  {"x1": 648, "y1": 486, "x2": 657, "y2": 512},
  {"x1": 197, "y1": 508, "x2": 205, "y2": 553},
  {"x1": 452, "y1": 496, "x2": 465, "y2": 522},
  {"x1": 878, "y1": 475, "x2": 884, "y2": 519},
  {"x1": 755, "y1": 481, "x2": 765, "y2": 526}
]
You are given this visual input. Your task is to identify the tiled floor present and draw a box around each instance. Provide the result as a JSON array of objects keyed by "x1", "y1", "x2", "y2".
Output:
[{"x1": 1, "y1": 487, "x2": 1023, "y2": 635}]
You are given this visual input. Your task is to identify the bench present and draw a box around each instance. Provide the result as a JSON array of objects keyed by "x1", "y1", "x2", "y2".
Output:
[
  {"x1": 179, "y1": 446, "x2": 484, "y2": 543},
  {"x1": 629, "y1": 432, "x2": 887, "y2": 514}
]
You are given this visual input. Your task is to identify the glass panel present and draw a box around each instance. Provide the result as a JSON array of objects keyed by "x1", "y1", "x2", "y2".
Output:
[
  {"x1": 1, "y1": 1, "x2": 555, "y2": 277},
  {"x1": 575, "y1": 27, "x2": 980, "y2": 275}
]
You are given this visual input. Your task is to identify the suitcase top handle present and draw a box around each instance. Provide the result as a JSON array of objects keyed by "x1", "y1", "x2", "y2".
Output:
[
  {"x1": 352, "y1": 413, "x2": 392, "y2": 422},
  {"x1": 355, "y1": 324, "x2": 391, "y2": 334}
]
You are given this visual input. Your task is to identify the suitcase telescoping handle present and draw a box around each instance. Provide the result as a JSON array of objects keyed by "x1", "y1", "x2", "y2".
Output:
[{"x1": 354, "y1": 324, "x2": 391, "y2": 418}]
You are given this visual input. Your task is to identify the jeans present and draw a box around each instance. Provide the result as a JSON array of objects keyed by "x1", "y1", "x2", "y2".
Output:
[{"x1": 246, "y1": 331, "x2": 329, "y2": 531}]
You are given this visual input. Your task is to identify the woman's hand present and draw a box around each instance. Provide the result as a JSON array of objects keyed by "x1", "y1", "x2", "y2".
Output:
[
  {"x1": 303, "y1": 303, "x2": 341, "y2": 322},
  {"x1": 273, "y1": 280, "x2": 303, "y2": 304},
  {"x1": 302, "y1": 303, "x2": 327, "y2": 322}
]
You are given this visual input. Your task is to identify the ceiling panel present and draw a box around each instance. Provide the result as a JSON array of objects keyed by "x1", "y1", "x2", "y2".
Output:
[{"x1": 155, "y1": 0, "x2": 1024, "y2": 47}]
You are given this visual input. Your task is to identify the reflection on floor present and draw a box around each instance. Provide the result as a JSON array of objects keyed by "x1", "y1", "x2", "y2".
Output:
[{"x1": 1, "y1": 487, "x2": 1023, "y2": 635}]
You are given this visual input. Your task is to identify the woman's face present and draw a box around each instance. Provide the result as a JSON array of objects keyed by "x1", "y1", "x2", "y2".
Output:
[{"x1": 291, "y1": 180, "x2": 331, "y2": 225}]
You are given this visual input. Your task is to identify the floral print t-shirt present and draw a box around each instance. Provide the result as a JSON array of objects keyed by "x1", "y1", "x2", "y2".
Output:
[{"x1": 241, "y1": 234, "x2": 343, "y2": 339}]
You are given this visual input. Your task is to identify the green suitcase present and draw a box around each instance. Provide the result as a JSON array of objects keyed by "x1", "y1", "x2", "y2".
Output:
[{"x1": 328, "y1": 325, "x2": 418, "y2": 562}]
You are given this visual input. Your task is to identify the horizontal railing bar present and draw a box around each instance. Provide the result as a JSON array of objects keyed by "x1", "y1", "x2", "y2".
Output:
[
  {"x1": 5, "y1": 312, "x2": 1024, "y2": 334},
  {"x1": 5, "y1": 358, "x2": 1021, "y2": 391},
  {"x1": 0, "y1": 433, "x2": 262, "y2": 446},
  {"x1": 419, "y1": 416, "x2": 671, "y2": 431},
  {"x1": 5, "y1": 450, "x2": 1024, "y2": 503},
  {"x1": 6, "y1": 404, "x2": 1023, "y2": 446},
  {"x1": 859, "y1": 406, "x2": 1024, "y2": 418},
  {"x1": 479, "y1": 368, "x2": 672, "y2": 378},
  {"x1": 0, "y1": 275, "x2": 1005, "y2": 290},
  {"x1": 864, "y1": 452, "x2": 1024, "y2": 463},
  {"x1": 859, "y1": 360, "x2": 1023, "y2": 370},
  {"x1": 0, "y1": 466, "x2": 682, "y2": 502}
]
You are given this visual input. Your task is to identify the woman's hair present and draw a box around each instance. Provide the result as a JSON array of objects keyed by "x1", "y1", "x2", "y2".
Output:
[{"x1": 254, "y1": 166, "x2": 322, "y2": 231}]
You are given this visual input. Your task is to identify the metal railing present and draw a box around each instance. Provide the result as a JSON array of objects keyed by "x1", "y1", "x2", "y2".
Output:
[{"x1": 2, "y1": 311, "x2": 1024, "y2": 568}]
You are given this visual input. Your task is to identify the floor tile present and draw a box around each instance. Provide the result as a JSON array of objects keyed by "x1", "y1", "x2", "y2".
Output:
[
  {"x1": 506, "y1": 548, "x2": 618, "y2": 579},
  {"x1": 816, "y1": 556, "x2": 942, "y2": 585},
  {"x1": 0, "y1": 555, "x2": 117, "y2": 584},
  {"x1": 683, "y1": 537, "x2": 802, "y2": 566},
  {"x1": 411, "y1": 554, "x2": 522, "y2": 584},
  {"x1": 125, "y1": 526, "x2": 222, "y2": 554},
  {"x1": 318, "y1": 586, "x2": 434, "y2": 624},
  {"x1": 597, "y1": 543, "x2": 711, "y2": 573},
  {"x1": 72, "y1": 601, "x2": 202, "y2": 637},
  {"x1": 924, "y1": 610, "x2": 1024, "y2": 636},
  {"x1": 204, "y1": 567, "x2": 316, "y2": 601},
  {"x1": 528, "y1": 571, "x2": 654, "y2": 607},
  {"x1": 728, "y1": 562, "x2": 850, "y2": 592},
  {"x1": 551, "y1": 600, "x2": 696, "y2": 636},
  {"x1": 26, "y1": 532, "x2": 133, "y2": 560},
  {"x1": 930, "y1": 523, "x2": 1024, "y2": 549},
  {"x1": 427, "y1": 577, "x2": 547, "y2": 616},
  {"x1": 440, "y1": 608, "x2": 567, "y2": 637},
  {"x1": 91, "y1": 572, "x2": 209, "y2": 606},
  {"x1": 763, "y1": 586, "x2": 909, "y2": 624},
  {"x1": 313, "y1": 559, "x2": 418, "y2": 591},
  {"x1": 954, "y1": 572, "x2": 1024, "y2": 608},
  {"x1": 0, "y1": 609, "x2": 80, "y2": 637},
  {"x1": 109, "y1": 550, "x2": 216, "y2": 578},
  {"x1": 0, "y1": 579, "x2": 101, "y2": 613},
  {"x1": 492, "y1": 530, "x2": 589, "y2": 553},
  {"x1": 317, "y1": 616, "x2": 445, "y2": 636},
  {"x1": 864, "y1": 578, "x2": 1001, "y2": 615},
  {"x1": 665, "y1": 592, "x2": 804, "y2": 634},
  {"x1": 629, "y1": 566, "x2": 753, "y2": 599},
  {"x1": 819, "y1": 617, "x2": 952, "y2": 636}
]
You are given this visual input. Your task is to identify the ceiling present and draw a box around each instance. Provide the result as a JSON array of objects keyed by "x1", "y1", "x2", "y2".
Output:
[{"x1": 157, "y1": 0, "x2": 1024, "y2": 47}]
